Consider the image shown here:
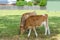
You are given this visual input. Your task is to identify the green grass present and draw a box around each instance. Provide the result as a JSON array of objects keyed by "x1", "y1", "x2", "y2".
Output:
[{"x1": 0, "y1": 10, "x2": 60, "y2": 40}]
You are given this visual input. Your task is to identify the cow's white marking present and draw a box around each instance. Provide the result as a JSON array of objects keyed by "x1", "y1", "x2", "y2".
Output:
[
  {"x1": 42, "y1": 20, "x2": 50, "y2": 35},
  {"x1": 28, "y1": 28, "x2": 38, "y2": 37},
  {"x1": 40, "y1": 20, "x2": 50, "y2": 35},
  {"x1": 28, "y1": 29, "x2": 31, "y2": 37},
  {"x1": 26, "y1": 15, "x2": 29, "y2": 18},
  {"x1": 46, "y1": 19, "x2": 50, "y2": 35}
]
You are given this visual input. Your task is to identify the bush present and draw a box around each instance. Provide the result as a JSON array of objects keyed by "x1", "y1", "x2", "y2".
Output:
[
  {"x1": 34, "y1": 0, "x2": 40, "y2": 3},
  {"x1": 27, "y1": 2, "x2": 33, "y2": 6},
  {"x1": 33, "y1": 0, "x2": 40, "y2": 5},
  {"x1": 16, "y1": 1, "x2": 27, "y2": 6},
  {"x1": 39, "y1": 0, "x2": 47, "y2": 6}
]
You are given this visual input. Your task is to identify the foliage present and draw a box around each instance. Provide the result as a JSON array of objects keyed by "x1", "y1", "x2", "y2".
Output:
[
  {"x1": 27, "y1": 2, "x2": 33, "y2": 6},
  {"x1": 33, "y1": 0, "x2": 40, "y2": 5},
  {"x1": 39, "y1": 0, "x2": 47, "y2": 6},
  {"x1": 16, "y1": 0, "x2": 47, "y2": 6},
  {"x1": 34, "y1": 0, "x2": 40, "y2": 3},
  {"x1": 16, "y1": 1, "x2": 27, "y2": 6}
]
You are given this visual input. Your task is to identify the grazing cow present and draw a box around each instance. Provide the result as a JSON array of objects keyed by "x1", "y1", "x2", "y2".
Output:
[
  {"x1": 20, "y1": 11, "x2": 36, "y2": 34},
  {"x1": 20, "y1": 14, "x2": 50, "y2": 37}
]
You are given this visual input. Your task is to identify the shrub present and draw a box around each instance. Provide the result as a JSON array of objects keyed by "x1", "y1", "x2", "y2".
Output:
[
  {"x1": 16, "y1": 1, "x2": 27, "y2": 6},
  {"x1": 33, "y1": 0, "x2": 40, "y2": 5},
  {"x1": 27, "y1": 2, "x2": 33, "y2": 6},
  {"x1": 39, "y1": 0, "x2": 47, "y2": 6},
  {"x1": 34, "y1": 0, "x2": 40, "y2": 3}
]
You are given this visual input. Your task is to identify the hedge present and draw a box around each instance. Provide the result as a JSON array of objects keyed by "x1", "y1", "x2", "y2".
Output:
[
  {"x1": 16, "y1": 1, "x2": 27, "y2": 6},
  {"x1": 27, "y1": 2, "x2": 33, "y2": 6},
  {"x1": 16, "y1": 0, "x2": 47, "y2": 6},
  {"x1": 39, "y1": 0, "x2": 47, "y2": 6}
]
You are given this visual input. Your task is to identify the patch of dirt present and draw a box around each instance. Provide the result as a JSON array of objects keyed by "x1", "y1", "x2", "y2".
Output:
[{"x1": 0, "y1": 35, "x2": 19, "y2": 40}]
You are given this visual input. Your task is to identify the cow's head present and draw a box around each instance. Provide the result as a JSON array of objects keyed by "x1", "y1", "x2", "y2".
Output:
[
  {"x1": 20, "y1": 25, "x2": 25, "y2": 34},
  {"x1": 23, "y1": 11, "x2": 36, "y2": 20}
]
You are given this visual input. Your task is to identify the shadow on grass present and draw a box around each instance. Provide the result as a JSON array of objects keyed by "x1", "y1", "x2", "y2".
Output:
[
  {"x1": 0, "y1": 15, "x2": 21, "y2": 38},
  {"x1": 0, "y1": 15, "x2": 60, "y2": 40}
]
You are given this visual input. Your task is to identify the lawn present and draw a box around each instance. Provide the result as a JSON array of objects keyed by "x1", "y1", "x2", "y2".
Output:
[{"x1": 0, "y1": 10, "x2": 60, "y2": 40}]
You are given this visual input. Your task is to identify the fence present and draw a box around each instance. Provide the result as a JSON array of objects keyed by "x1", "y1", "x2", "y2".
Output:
[{"x1": 0, "y1": 6, "x2": 46, "y2": 10}]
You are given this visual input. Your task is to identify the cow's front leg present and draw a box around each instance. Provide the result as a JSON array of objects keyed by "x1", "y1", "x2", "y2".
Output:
[
  {"x1": 33, "y1": 28, "x2": 38, "y2": 37},
  {"x1": 28, "y1": 29, "x2": 31, "y2": 37}
]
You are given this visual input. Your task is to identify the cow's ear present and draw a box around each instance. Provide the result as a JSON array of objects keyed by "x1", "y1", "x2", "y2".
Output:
[{"x1": 20, "y1": 24, "x2": 24, "y2": 26}]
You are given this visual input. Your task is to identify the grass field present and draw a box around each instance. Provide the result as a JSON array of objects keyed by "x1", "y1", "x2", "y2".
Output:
[{"x1": 0, "y1": 10, "x2": 60, "y2": 40}]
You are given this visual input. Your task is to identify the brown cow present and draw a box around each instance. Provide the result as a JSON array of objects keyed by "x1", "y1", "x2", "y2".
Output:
[
  {"x1": 20, "y1": 11, "x2": 36, "y2": 34},
  {"x1": 20, "y1": 14, "x2": 50, "y2": 37}
]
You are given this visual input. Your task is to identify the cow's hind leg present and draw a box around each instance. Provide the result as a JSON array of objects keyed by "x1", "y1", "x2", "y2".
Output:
[
  {"x1": 44, "y1": 22, "x2": 48, "y2": 35},
  {"x1": 43, "y1": 21, "x2": 50, "y2": 35},
  {"x1": 46, "y1": 19, "x2": 50, "y2": 35}
]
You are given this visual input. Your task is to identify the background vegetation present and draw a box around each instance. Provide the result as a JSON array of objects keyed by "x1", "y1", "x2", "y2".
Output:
[
  {"x1": 16, "y1": 1, "x2": 27, "y2": 6},
  {"x1": 16, "y1": 0, "x2": 47, "y2": 6},
  {"x1": 47, "y1": 0, "x2": 60, "y2": 1}
]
